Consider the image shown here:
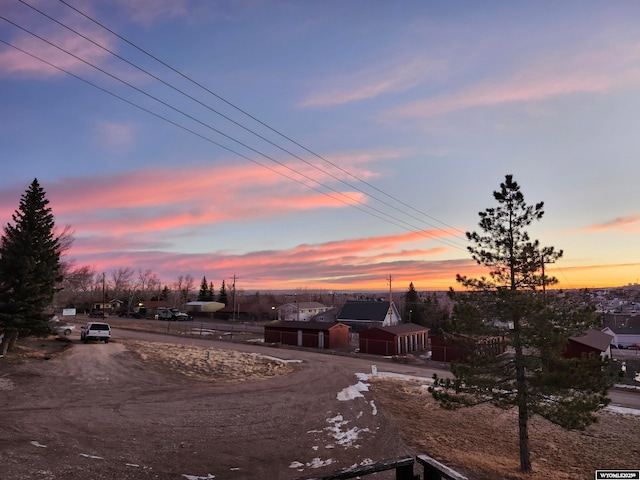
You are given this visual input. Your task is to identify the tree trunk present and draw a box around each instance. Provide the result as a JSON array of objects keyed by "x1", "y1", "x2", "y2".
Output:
[
  {"x1": 514, "y1": 318, "x2": 532, "y2": 473},
  {"x1": 0, "y1": 329, "x2": 18, "y2": 356}
]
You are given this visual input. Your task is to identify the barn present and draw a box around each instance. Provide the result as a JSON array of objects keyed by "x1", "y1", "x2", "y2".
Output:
[
  {"x1": 564, "y1": 328, "x2": 612, "y2": 359},
  {"x1": 358, "y1": 324, "x2": 429, "y2": 356},
  {"x1": 263, "y1": 321, "x2": 350, "y2": 349}
]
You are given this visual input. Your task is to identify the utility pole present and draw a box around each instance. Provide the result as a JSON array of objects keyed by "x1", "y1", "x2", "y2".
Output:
[
  {"x1": 102, "y1": 272, "x2": 106, "y2": 320},
  {"x1": 231, "y1": 275, "x2": 237, "y2": 321},
  {"x1": 387, "y1": 275, "x2": 393, "y2": 325}
]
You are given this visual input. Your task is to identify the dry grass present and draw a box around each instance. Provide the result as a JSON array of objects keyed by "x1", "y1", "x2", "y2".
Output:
[
  {"x1": 123, "y1": 339, "x2": 295, "y2": 383},
  {"x1": 370, "y1": 378, "x2": 640, "y2": 480}
]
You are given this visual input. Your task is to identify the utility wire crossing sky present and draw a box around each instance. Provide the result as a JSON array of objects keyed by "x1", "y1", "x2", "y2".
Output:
[{"x1": 1, "y1": 1, "x2": 640, "y2": 291}]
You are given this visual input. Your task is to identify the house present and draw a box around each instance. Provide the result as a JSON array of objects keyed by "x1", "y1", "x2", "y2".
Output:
[
  {"x1": 358, "y1": 324, "x2": 429, "y2": 356},
  {"x1": 337, "y1": 301, "x2": 401, "y2": 330},
  {"x1": 263, "y1": 321, "x2": 350, "y2": 349},
  {"x1": 310, "y1": 307, "x2": 338, "y2": 323},
  {"x1": 601, "y1": 325, "x2": 640, "y2": 350},
  {"x1": 276, "y1": 302, "x2": 331, "y2": 322},
  {"x1": 565, "y1": 328, "x2": 613, "y2": 359},
  {"x1": 92, "y1": 299, "x2": 123, "y2": 314}
]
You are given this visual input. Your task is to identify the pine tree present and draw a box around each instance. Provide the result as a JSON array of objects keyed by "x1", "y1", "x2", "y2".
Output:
[
  {"x1": 430, "y1": 175, "x2": 616, "y2": 473},
  {"x1": 404, "y1": 282, "x2": 421, "y2": 323},
  {"x1": 198, "y1": 276, "x2": 212, "y2": 301},
  {"x1": 218, "y1": 280, "x2": 228, "y2": 305},
  {"x1": 0, "y1": 179, "x2": 62, "y2": 354}
]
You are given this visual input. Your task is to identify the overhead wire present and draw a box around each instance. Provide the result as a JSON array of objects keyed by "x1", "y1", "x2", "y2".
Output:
[
  {"x1": 0, "y1": 37, "x2": 439, "y2": 239},
  {"x1": 0, "y1": 14, "x2": 468, "y2": 250},
  {"x1": 53, "y1": 0, "x2": 468, "y2": 240}
]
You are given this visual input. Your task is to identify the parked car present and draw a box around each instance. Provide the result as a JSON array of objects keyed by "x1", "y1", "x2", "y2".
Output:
[
  {"x1": 53, "y1": 323, "x2": 75, "y2": 336},
  {"x1": 80, "y1": 322, "x2": 111, "y2": 343}
]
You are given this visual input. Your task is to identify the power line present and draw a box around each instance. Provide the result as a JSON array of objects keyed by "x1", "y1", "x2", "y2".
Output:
[
  {"x1": 53, "y1": 0, "x2": 468, "y2": 240},
  {"x1": 1, "y1": 8, "x2": 469, "y2": 250},
  {"x1": 0, "y1": 33, "x2": 466, "y2": 251}
]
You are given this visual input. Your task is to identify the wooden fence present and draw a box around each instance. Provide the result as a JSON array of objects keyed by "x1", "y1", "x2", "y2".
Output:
[{"x1": 296, "y1": 453, "x2": 468, "y2": 480}]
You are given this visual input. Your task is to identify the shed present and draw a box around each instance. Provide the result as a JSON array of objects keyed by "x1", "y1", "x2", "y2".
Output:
[
  {"x1": 264, "y1": 321, "x2": 350, "y2": 349},
  {"x1": 564, "y1": 328, "x2": 612, "y2": 359},
  {"x1": 359, "y1": 323, "x2": 429, "y2": 356}
]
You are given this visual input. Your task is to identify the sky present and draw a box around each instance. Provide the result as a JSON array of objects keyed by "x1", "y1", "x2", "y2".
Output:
[{"x1": 2, "y1": 1, "x2": 640, "y2": 293}]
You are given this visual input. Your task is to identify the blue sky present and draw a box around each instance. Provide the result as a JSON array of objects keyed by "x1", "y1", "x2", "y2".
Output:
[{"x1": 2, "y1": 0, "x2": 640, "y2": 292}]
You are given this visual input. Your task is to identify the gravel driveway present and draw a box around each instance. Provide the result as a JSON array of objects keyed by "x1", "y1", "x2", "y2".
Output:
[{"x1": 0, "y1": 331, "x2": 426, "y2": 480}]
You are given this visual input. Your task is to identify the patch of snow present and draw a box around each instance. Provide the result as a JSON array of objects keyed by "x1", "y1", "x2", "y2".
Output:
[
  {"x1": 30, "y1": 441, "x2": 47, "y2": 448},
  {"x1": 306, "y1": 457, "x2": 334, "y2": 469},
  {"x1": 182, "y1": 474, "x2": 215, "y2": 480},
  {"x1": 260, "y1": 355, "x2": 303, "y2": 364},
  {"x1": 345, "y1": 458, "x2": 375, "y2": 471},
  {"x1": 606, "y1": 405, "x2": 640, "y2": 416},
  {"x1": 337, "y1": 381, "x2": 369, "y2": 401},
  {"x1": 80, "y1": 453, "x2": 104, "y2": 459},
  {"x1": 369, "y1": 400, "x2": 377, "y2": 415},
  {"x1": 289, "y1": 461, "x2": 305, "y2": 470},
  {"x1": 325, "y1": 414, "x2": 370, "y2": 447}
]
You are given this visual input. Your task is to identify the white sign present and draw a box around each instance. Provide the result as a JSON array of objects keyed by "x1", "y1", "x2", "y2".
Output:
[{"x1": 62, "y1": 308, "x2": 77, "y2": 317}]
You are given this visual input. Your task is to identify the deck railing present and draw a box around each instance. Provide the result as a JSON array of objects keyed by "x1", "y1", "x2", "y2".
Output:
[{"x1": 296, "y1": 453, "x2": 468, "y2": 480}]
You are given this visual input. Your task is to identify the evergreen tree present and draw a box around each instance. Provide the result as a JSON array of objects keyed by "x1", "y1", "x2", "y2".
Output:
[
  {"x1": 218, "y1": 279, "x2": 228, "y2": 305},
  {"x1": 198, "y1": 276, "x2": 213, "y2": 301},
  {"x1": 208, "y1": 282, "x2": 215, "y2": 301},
  {"x1": 430, "y1": 175, "x2": 615, "y2": 473},
  {"x1": 0, "y1": 179, "x2": 63, "y2": 354},
  {"x1": 160, "y1": 285, "x2": 170, "y2": 301},
  {"x1": 404, "y1": 282, "x2": 421, "y2": 323}
]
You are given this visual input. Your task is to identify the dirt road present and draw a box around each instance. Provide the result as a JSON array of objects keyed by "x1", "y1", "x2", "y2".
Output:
[{"x1": 0, "y1": 333, "x2": 418, "y2": 480}]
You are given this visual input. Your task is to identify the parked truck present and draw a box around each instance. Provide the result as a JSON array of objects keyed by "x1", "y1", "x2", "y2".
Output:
[{"x1": 80, "y1": 322, "x2": 111, "y2": 343}]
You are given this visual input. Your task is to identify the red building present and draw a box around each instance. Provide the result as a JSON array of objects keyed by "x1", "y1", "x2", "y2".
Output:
[
  {"x1": 430, "y1": 333, "x2": 506, "y2": 363},
  {"x1": 263, "y1": 321, "x2": 350, "y2": 349},
  {"x1": 564, "y1": 329, "x2": 612, "y2": 359},
  {"x1": 358, "y1": 324, "x2": 429, "y2": 356}
]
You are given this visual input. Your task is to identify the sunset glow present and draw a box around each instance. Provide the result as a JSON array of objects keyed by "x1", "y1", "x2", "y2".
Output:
[{"x1": 2, "y1": 2, "x2": 640, "y2": 292}]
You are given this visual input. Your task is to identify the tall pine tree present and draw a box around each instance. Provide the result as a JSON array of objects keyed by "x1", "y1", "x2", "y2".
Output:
[
  {"x1": 198, "y1": 276, "x2": 213, "y2": 301},
  {"x1": 218, "y1": 280, "x2": 228, "y2": 305},
  {"x1": 430, "y1": 175, "x2": 615, "y2": 473},
  {"x1": 0, "y1": 179, "x2": 62, "y2": 354}
]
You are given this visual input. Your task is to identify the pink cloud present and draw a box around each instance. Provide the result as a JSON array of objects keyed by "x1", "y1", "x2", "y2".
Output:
[
  {"x1": 391, "y1": 44, "x2": 640, "y2": 118},
  {"x1": 0, "y1": 20, "x2": 116, "y2": 78},
  {"x1": 299, "y1": 56, "x2": 446, "y2": 108},
  {"x1": 585, "y1": 215, "x2": 640, "y2": 232},
  {"x1": 67, "y1": 229, "x2": 470, "y2": 291}
]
